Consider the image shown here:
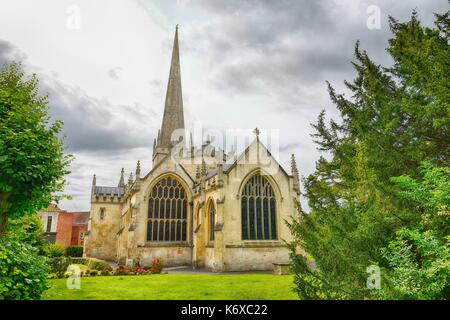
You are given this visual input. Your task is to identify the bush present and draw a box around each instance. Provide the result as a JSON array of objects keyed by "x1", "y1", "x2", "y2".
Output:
[
  {"x1": 44, "y1": 243, "x2": 65, "y2": 258},
  {"x1": 89, "y1": 269, "x2": 100, "y2": 277},
  {"x1": 48, "y1": 257, "x2": 111, "y2": 278},
  {"x1": 86, "y1": 258, "x2": 112, "y2": 272},
  {"x1": 48, "y1": 257, "x2": 71, "y2": 278},
  {"x1": 0, "y1": 240, "x2": 50, "y2": 300},
  {"x1": 114, "y1": 266, "x2": 132, "y2": 276},
  {"x1": 65, "y1": 246, "x2": 83, "y2": 257},
  {"x1": 100, "y1": 268, "x2": 111, "y2": 276},
  {"x1": 150, "y1": 258, "x2": 164, "y2": 274}
]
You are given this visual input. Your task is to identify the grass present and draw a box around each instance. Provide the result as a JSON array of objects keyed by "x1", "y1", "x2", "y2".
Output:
[{"x1": 42, "y1": 274, "x2": 298, "y2": 300}]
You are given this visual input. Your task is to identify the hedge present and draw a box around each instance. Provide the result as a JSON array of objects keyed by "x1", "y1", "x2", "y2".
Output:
[{"x1": 65, "y1": 246, "x2": 83, "y2": 257}]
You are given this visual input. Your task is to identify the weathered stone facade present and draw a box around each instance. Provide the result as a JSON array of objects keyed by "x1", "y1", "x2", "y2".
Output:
[{"x1": 83, "y1": 27, "x2": 301, "y2": 271}]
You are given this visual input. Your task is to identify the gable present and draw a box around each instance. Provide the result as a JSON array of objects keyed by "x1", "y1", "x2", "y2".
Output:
[{"x1": 224, "y1": 138, "x2": 291, "y2": 179}]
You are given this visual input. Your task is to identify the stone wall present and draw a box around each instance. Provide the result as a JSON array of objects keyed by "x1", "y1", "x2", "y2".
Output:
[
  {"x1": 84, "y1": 202, "x2": 121, "y2": 261},
  {"x1": 137, "y1": 245, "x2": 192, "y2": 267},
  {"x1": 223, "y1": 245, "x2": 291, "y2": 271}
]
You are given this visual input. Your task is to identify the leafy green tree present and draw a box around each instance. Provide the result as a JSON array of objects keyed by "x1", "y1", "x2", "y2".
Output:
[
  {"x1": 5, "y1": 214, "x2": 47, "y2": 254},
  {"x1": 0, "y1": 239, "x2": 50, "y2": 300},
  {"x1": 289, "y1": 10, "x2": 449, "y2": 299},
  {"x1": 380, "y1": 162, "x2": 449, "y2": 299},
  {"x1": 0, "y1": 214, "x2": 50, "y2": 299},
  {"x1": 0, "y1": 62, "x2": 72, "y2": 237}
]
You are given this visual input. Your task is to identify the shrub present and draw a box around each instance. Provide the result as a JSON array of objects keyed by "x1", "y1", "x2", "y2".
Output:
[
  {"x1": 44, "y1": 243, "x2": 65, "y2": 258},
  {"x1": 86, "y1": 258, "x2": 112, "y2": 271},
  {"x1": 48, "y1": 257, "x2": 111, "y2": 278},
  {"x1": 100, "y1": 268, "x2": 111, "y2": 276},
  {"x1": 114, "y1": 266, "x2": 132, "y2": 276},
  {"x1": 150, "y1": 258, "x2": 164, "y2": 274},
  {"x1": 48, "y1": 257, "x2": 71, "y2": 278},
  {"x1": 89, "y1": 269, "x2": 100, "y2": 277},
  {"x1": 47, "y1": 273, "x2": 58, "y2": 279},
  {"x1": 66, "y1": 246, "x2": 83, "y2": 257},
  {"x1": 0, "y1": 240, "x2": 50, "y2": 300}
]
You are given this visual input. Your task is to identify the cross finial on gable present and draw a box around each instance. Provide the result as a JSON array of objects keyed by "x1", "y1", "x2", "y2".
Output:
[{"x1": 253, "y1": 127, "x2": 260, "y2": 138}]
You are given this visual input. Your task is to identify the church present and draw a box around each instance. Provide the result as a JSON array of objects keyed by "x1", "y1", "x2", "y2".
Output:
[{"x1": 83, "y1": 27, "x2": 301, "y2": 272}]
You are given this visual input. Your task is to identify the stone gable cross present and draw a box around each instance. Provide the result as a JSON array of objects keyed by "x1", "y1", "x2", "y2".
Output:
[{"x1": 253, "y1": 127, "x2": 260, "y2": 138}]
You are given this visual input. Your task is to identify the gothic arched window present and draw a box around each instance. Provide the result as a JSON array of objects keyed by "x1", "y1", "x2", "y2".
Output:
[
  {"x1": 208, "y1": 202, "x2": 215, "y2": 241},
  {"x1": 147, "y1": 176, "x2": 187, "y2": 242},
  {"x1": 241, "y1": 174, "x2": 277, "y2": 240}
]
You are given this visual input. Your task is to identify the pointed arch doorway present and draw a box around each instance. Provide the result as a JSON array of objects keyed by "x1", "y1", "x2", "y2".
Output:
[
  {"x1": 193, "y1": 204, "x2": 205, "y2": 268},
  {"x1": 193, "y1": 200, "x2": 215, "y2": 268}
]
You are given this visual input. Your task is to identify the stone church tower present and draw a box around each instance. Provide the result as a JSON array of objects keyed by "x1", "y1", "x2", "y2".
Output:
[{"x1": 83, "y1": 27, "x2": 301, "y2": 271}]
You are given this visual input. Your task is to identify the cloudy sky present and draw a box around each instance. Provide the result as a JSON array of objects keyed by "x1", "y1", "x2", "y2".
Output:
[{"x1": 0, "y1": 0, "x2": 447, "y2": 211}]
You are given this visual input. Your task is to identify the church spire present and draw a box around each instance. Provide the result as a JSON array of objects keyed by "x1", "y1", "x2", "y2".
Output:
[{"x1": 159, "y1": 25, "x2": 184, "y2": 149}]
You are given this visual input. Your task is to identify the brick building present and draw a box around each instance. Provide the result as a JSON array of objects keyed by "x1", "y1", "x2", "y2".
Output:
[{"x1": 39, "y1": 205, "x2": 89, "y2": 247}]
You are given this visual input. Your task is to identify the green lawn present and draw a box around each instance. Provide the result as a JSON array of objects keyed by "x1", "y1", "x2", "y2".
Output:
[{"x1": 42, "y1": 274, "x2": 298, "y2": 300}]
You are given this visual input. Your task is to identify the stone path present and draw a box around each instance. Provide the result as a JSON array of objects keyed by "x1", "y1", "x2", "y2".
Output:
[{"x1": 163, "y1": 266, "x2": 272, "y2": 274}]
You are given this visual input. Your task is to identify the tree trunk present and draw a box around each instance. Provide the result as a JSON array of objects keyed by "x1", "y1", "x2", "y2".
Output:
[
  {"x1": 0, "y1": 192, "x2": 11, "y2": 239},
  {"x1": 0, "y1": 212, "x2": 7, "y2": 238}
]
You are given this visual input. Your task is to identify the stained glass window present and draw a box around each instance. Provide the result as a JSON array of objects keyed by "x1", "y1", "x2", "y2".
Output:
[
  {"x1": 209, "y1": 202, "x2": 215, "y2": 241},
  {"x1": 147, "y1": 177, "x2": 188, "y2": 242},
  {"x1": 241, "y1": 174, "x2": 277, "y2": 240}
]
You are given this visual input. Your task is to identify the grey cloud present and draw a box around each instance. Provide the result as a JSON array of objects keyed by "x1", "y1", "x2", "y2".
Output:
[
  {"x1": 0, "y1": 40, "x2": 27, "y2": 67},
  {"x1": 41, "y1": 79, "x2": 155, "y2": 152},
  {"x1": 0, "y1": 40, "x2": 156, "y2": 153},
  {"x1": 186, "y1": 0, "x2": 448, "y2": 107}
]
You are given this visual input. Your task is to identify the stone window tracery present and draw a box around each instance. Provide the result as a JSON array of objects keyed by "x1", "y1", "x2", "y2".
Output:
[
  {"x1": 147, "y1": 176, "x2": 187, "y2": 242},
  {"x1": 241, "y1": 174, "x2": 277, "y2": 240}
]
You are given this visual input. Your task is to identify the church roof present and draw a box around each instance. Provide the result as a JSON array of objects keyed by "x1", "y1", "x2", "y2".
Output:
[
  {"x1": 204, "y1": 138, "x2": 291, "y2": 180},
  {"x1": 95, "y1": 186, "x2": 125, "y2": 196},
  {"x1": 204, "y1": 164, "x2": 234, "y2": 180}
]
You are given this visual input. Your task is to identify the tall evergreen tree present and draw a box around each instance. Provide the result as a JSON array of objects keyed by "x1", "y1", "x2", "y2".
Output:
[{"x1": 288, "y1": 10, "x2": 449, "y2": 299}]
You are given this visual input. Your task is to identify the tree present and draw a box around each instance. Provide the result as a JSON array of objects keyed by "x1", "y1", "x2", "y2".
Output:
[
  {"x1": 0, "y1": 214, "x2": 50, "y2": 299},
  {"x1": 380, "y1": 162, "x2": 449, "y2": 299},
  {"x1": 289, "y1": 10, "x2": 449, "y2": 299},
  {"x1": 0, "y1": 62, "x2": 72, "y2": 237},
  {"x1": 5, "y1": 213, "x2": 47, "y2": 254}
]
